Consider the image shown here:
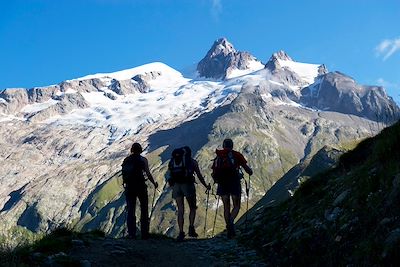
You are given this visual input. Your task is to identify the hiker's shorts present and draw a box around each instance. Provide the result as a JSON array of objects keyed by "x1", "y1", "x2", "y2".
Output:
[
  {"x1": 172, "y1": 183, "x2": 196, "y2": 198},
  {"x1": 217, "y1": 180, "x2": 241, "y2": 196}
]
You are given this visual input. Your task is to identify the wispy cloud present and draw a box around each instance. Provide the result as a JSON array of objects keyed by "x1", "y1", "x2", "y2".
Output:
[
  {"x1": 377, "y1": 78, "x2": 400, "y2": 89},
  {"x1": 375, "y1": 37, "x2": 400, "y2": 60},
  {"x1": 211, "y1": 0, "x2": 222, "y2": 20}
]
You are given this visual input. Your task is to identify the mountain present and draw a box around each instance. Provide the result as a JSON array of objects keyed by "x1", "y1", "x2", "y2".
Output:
[
  {"x1": 237, "y1": 120, "x2": 400, "y2": 266},
  {"x1": 196, "y1": 38, "x2": 264, "y2": 79},
  {"x1": 300, "y1": 71, "x2": 399, "y2": 122},
  {"x1": 0, "y1": 38, "x2": 398, "y2": 244}
]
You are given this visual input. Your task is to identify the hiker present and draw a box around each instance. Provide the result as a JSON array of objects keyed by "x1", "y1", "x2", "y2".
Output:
[
  {"x1": 211, "y1": 138, "x2": 253, "y2": 238},
  {"x1": 121, "y1": 142, "x2": 158, "y2": 239},
  {"x1": 168, "y1": 146, "x2": 211, "y2": 241}
]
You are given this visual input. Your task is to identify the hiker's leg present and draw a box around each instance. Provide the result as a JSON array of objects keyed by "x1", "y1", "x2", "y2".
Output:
[
  {"x1": 187, "y1": 194, "x2": 197, "y2": 227},
  {"x1": 230, "y1": 195, "x2": 241, "y2": 222},
  {"x1": 221, "y1": 195, "x2": 231, "y2": 226},
  {"x1": 187, "y1": 194, "x2": 199, "y2": 237},
  {"x1": 175, "y1": 196, "x2": 185, "y2": 233},
  {"x1": 138, "y1": 187, "x2": 149, "y2": 238},
  {"x1": 125, "y1": 190, "x2": 137, "y2": 237}
]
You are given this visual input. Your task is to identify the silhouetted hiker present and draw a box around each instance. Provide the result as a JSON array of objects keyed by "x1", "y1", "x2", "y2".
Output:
[
  {"x1": 122, "y1": 142, "x2": 158, "y2": 239},
  {"x1": 211, "y1": 138, "x2": 253, "y2": 238},
  {"x1": 167, "y1": 146, "x2": 211, "y2": 241}
]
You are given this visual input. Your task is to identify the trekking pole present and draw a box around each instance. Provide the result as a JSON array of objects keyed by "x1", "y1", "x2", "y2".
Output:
[
  {"x1": 203, "y1": 187, "x2": 210, "y2": 238},
  {"x1": 212, "y1": 195, "x2": 220, "y2": 238},
  {"x1": 149, "y1": 188, "x2": 160, "y2": 223},
  {"x1": 245, "y1": 174, "x2": 251, "y2": 231}
]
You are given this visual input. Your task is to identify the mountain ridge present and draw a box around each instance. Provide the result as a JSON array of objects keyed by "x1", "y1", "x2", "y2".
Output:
[{"x1": 0, "y1": 37, "x2": 398, "y2": 244}]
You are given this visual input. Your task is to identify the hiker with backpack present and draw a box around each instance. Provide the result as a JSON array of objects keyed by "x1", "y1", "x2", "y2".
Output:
[
  {"x1": 121, "y1": 142, "x2": 158, "y2": 240},
  {"x1": 211, "y1": 138, "x2": 253, "y2": 238},
  {"x1": 167, "y1": 146, "x2": 211, "y2": 241}
]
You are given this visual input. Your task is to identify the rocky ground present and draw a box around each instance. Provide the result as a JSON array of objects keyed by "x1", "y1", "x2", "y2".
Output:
[
  {"x1": 68, "y1": 235, "x2": 266, "y2": 267},
  {"x1": 2, "y1": 229, "x2": 267, "y2": 267}
]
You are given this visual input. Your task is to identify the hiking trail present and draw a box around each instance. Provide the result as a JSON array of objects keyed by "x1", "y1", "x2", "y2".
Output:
[{"x1": 68, "y1": 235, "x2": 266, "y2": 266}]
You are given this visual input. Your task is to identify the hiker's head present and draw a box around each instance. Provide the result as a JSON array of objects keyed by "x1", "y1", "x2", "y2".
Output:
[
  {"x1": 223, "y1": 138, "x2": 233, "y2": 150},
  {"x1": 131, "y1": 143, "x2": 143, "y2": 154}
]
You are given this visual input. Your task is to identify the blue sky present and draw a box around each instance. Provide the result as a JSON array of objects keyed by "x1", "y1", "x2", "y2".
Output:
[{"x1": 1, "y1": 0, "x2": 399, "y2": 102}]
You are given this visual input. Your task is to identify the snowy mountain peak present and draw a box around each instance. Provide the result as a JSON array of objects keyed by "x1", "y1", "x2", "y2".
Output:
[
  {"x1": 264, "y1": 51, "x2": 322, "y2": 85},
  {"x1": 272, "y1": 50, "x2": 293, "y2": 61},
  {"x1": 318, "y1": 64, "x2": 328, "y2": 75},
  {"x1": 197, "y1": 38, "x2": 262, "y2": 79},
  {"x1": 209, "y1": 37, "x2": 236, "y2": 56},
  {"x1": 74, "y1": 62, "x2": 182, "y2": 82}
]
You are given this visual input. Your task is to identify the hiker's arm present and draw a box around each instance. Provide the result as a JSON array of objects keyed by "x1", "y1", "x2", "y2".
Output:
[
  {"x1": 238, "y1": 154, "x2": 253, "y2": 175},
  {"x1": 193, "y1": 160, "x2": 211, "y2": 189},
  {"x1": 143, "y1": 158, "x2": 158, "y2": 188},
  {"x1": 243, "y1": 164, "x2": 253, "y2": 175}
]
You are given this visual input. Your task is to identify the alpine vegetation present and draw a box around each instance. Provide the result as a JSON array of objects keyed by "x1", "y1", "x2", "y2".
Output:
[{"x1": 238, "y1": 120, "x2": 400, "y2": 266}]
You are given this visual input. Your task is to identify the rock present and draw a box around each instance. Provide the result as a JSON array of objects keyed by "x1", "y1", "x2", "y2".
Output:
[
  {"x1": 384, "y1": 228, "x2": 400, "y2": 246},
  {"x1": 333, "y1": 190, "x2": 350, "y2": 206},
  {"x1": 380, "y1": 218, "x2": 391, "y2": 226},
  {"x1": 27, "y1": 92, "x2": 89, "y2": 122},
  {"x1": 290, "y1": 228, "x2": 308, "y2": 240},
  {"x1": 110, "y1": 249, "x2": 127, "y2": 255},
  {"x1": 113, "y1": 245, "x2": 127, "y2": 251},
  {"x1": 197, "y1": 38, "x2": 260, "y2": 79},
  {"x1": 272, "y1": 50, "x2": 293, "y2": 61},
  {"x1": 43, "y1": 252, "x2": 68, "y2": 267},
  {"x1": 0, "y1": 88, "x2": 29, "y2": 113},
  {"x1": 325, "y1": 207, "x2": 342, "y2": 222},
  {"x1": 318, "y1": 64, "x2": 328, "y2": 75},
  {"x1": 132, "y1": 72, "x2": 161, "y2": 93},
  {"x1": 72, "y1": 239, "x2": 85, "y2": 247},
  {"x1": 109, "y1": 79, "x2": 138, "y2": 95},
  {"x1": 31, "y1": 252, "x2": 44, "y2": 260},
  {"x1": 300, "y1": 72, "x2": 400, "y2": 122},
  {"x1": 80, "y1": 259, "x2": 91, "y2": 267},
  {"x1": 104, "y1": 91, "x2": 118, "y2": 100},
  {"x1": 382, "y1": 228, "x2": 400, "y2": 258}
]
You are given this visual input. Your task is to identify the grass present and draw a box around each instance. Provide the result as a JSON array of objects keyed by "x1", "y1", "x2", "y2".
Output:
[
  {"x1": 238, "y1": 121, "x2": 400, "y2": 266},
  {"x1": 92, "y1": 176, "x2": 123, "y2": 210}
]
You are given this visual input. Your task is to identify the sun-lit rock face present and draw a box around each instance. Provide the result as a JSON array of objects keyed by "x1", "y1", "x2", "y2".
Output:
[{"x1": 197, "y1": 37, "x2": 263, "y2": 79}]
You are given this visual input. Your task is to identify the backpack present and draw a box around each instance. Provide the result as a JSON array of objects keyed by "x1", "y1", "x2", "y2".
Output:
[
  {"x1": 211, "y1": 149, "x2": 240, "y2": 183},
  {"x1": 168, "y1": 147, "x2": 194, "y2": 184},
  {"x1": 121, "y1": 154, "x2": 146, "y2": 186}
]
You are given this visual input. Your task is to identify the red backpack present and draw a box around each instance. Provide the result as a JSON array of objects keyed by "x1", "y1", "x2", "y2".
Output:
[{"x1": 211, "y1": 149, "x2": 239, "y2": 183}]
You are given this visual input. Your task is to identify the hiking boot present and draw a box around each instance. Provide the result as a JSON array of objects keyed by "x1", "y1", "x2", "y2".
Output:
[
  {"x1": 227, "y1": 223, "x2": 235, "y2": 239},
  {"x1": 176, "y1": 232, "x2": 185, "y2": 242},
  {"x1": 188, "y1": 226, "x2": 198, "y2": 238}
]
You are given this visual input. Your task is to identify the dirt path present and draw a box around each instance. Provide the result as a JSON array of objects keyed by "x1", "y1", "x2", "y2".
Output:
[{"x1": 69, "y1": 235, "x2": 266, "y2": 266}]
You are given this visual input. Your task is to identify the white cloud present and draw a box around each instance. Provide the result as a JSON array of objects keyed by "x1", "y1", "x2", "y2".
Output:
[
  {"x1": 211, "y1": 0, "x2": 222, "y2": 20},
  {"x1": 377, "y1": 78, "x2": 399, "y2": 89},
  {"x1": 375, "y1": 37, "x2": 400, "y2": 60}
]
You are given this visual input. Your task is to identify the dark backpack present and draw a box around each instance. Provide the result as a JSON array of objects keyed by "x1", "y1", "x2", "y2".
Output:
[
  {"x1": 168, "y1": 147, "x2": 194, "y2": 184},
  {"x1": 121, "y1": 154, "x2": 146, "y2": 186},
  {"x1": 211, "y1": 149, "x2": 240, "y2": 183}
]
